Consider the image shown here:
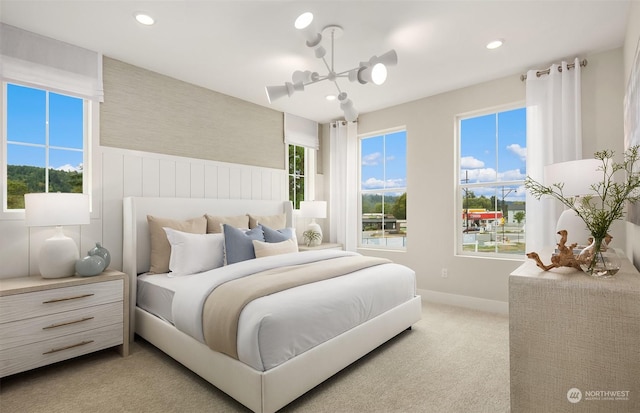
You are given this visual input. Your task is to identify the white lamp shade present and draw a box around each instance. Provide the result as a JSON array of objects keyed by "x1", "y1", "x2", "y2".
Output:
[
  {"x1": 265, "y1": 82, "x2": 303, "y2": 103},
  {"x1": 544, "y1": 159, "x2": 601, "y2": 196},
  {"x1": 25, "y1": 193, "x2": 90, "y2": 226},
  {"x1": 371, "y1": 49, "x2": 398, "y2": 67},
  {"x1": 300, "y1": 201, "x2": 327, "y2": 219}
]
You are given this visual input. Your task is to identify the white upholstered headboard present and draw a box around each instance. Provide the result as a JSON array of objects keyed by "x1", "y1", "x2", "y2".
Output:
[{"x1": 122, "y1": 197, "x2": 293, "y2": 340}]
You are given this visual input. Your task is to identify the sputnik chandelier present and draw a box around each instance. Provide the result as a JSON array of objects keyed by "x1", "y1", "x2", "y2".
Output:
[{"x1": 265, "y1": 12, "x2": 397, "y2": 122}]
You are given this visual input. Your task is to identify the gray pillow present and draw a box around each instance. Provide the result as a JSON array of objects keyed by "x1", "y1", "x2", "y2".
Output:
[
  {"x1": 223, "y1": 224, "x2": 265, "y2": 265},
  {"x1": 262, "y1": 225, "x2": 294, "y2": 243}
]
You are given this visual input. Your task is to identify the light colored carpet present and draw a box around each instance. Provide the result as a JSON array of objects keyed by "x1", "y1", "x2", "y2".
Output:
[{"x1": 0, "y1": 302, "x2": 510, "y2": 413}]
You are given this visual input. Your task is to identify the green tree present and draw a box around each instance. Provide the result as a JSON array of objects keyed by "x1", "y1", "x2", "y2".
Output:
[
  {"x1": 514, "y1": 211, "x2": 525, "y2": 224},
  {"x1": 6, "y1": 165, "x2": 83, "y2": 209},
  {"x1": 391, "y1": 192, "x2": 406, "y2": 219}
]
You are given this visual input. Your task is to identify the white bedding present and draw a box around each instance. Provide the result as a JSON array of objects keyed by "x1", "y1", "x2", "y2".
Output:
[
  {"x1": 137, "y1": 273, "x2": 184, "y2": 324},
  {"x1": 170, "y1": 249, "x2": 416, "y2": 371}
]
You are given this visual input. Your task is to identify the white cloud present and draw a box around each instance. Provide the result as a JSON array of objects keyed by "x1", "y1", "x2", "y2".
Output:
[
  {"x1": 362, "y1": 152, "x2": 381, "y2": 166},
  {"x1": 499, "y1": 168, "x2": 525, "y2": 181},
  {"x1": 465, "y1": 168, "x2": 497, "y2": 182},
  {"x1": 507, "y1": 144, "x2": 527, "y2": 161},
  {"x1": 362, "y1": 177, "x2": 406, "y2": 189},
  {"x1": 53, "y1": 164, "x2": 81, "y2": 172},
  {"x1": 461, "y1": 156, "x2": 484, "y2": 168}
]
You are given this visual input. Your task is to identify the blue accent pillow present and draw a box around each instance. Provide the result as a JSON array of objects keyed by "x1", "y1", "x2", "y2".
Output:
[
  {"x1": 223, "y1": 224, "x2": 265, "y2": 265},
  {"x1": 261, "y1": 225, "x2": 294, "y2": 243}
]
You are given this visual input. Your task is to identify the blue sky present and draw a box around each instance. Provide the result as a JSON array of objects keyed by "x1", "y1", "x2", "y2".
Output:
[
  {"x1": 361, "y1": 130, "x2": 407, "y2": 194},
  {"x1": 460, "y1": 107, "x2": 527, "y2": 201},
  {"x1": 7, "y1": 83, "x2": 84, "y2": 172}
]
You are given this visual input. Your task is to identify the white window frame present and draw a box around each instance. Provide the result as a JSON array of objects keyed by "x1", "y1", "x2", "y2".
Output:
[
  {"x1": 285, "y1": 144, "x2": 316, "y2": 210},
  {"x1": 455, "y1": 102, "x2": 526, "y2": 259},
  {"x1": 1, "y1": 81, "x2": 93, "y2": 218},
  {"x1": 358, "y1": 127, "x2": 407, "y2": 251}
]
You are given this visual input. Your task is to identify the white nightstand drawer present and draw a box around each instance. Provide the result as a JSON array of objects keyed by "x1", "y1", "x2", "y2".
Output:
[
  {"x1": 0, "y1": 301, "x2": 123, "y2": 350},
  {"x1": 0, "y1": 280, "x2": 123, "y2": 323},
  {"x1": 0, "y1": 323, "x2": 123, "y2": 377}
]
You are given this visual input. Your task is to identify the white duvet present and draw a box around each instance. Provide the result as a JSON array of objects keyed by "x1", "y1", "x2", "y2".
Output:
[{"x1": 172, "y1": 250, "x2": 416, "y2": 371}]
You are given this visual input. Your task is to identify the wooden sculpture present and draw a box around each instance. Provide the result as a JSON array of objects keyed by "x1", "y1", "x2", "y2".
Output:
[{"x1": 526, "y1": 230, "x2": 613, "y2": 271}]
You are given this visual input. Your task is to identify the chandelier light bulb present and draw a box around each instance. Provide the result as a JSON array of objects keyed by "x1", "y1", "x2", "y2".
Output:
[
  {"x1": 371, "y1": 63, "x2": 388, "y2": 85},
  {"x1": 295, "y1": 12, "x2": 314, "y2": 30}
]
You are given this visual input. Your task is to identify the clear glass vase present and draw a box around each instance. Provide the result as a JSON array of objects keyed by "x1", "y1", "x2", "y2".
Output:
[{"x1": 577, "y1": 237, "x2": 621, "y2": 277}]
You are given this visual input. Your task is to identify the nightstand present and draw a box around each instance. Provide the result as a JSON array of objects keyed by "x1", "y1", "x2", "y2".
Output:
[
  {"x1": 509, "y1": 249, "x2": 640, "y2": 411},
  {"x1": 298, "y1": 243, "x2": 343, "y2": 251},
  {"x1": 0, "y1": 269, "x2": 129, "y2": 377}
]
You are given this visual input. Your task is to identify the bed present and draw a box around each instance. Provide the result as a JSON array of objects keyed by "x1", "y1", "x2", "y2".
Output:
[{"x1": 122, "y1": 197, "x2": 421, "y2": 413}]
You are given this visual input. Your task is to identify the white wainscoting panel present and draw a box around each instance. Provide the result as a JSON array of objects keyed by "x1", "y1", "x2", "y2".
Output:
[{"x1": 100, "y1": 146, "x2": 286, "y2": 271}]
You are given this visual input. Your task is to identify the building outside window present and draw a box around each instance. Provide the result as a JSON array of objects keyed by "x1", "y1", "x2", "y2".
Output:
[
  {"x1": 359, "y1": 129, "x2": 407, "y2": 250},
  {"x1": 4, "y1": 82, "x2": 86, "y2": 210},
  {"x1": 457, "y1": 106, "x2": 526, "y2": 257}
]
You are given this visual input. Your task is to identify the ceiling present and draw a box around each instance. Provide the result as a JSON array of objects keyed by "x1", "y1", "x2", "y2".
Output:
[{"x1": 0, "y1": 1, "x2": 632, "y2": 123}]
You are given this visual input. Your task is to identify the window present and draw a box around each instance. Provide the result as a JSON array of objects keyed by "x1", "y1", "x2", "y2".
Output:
[
  {"x1": 287, "y1": 144, "x2": 306, "y2": 210},
  {"x1": 457, "y1": 106, "x2": 526, "y2": 257},
  {"x1": 4, "y1": 82, "x2": 86, "y2": 210},
  {"x1": 359, "y1": 129, "x2": 407, "y2": 250}
]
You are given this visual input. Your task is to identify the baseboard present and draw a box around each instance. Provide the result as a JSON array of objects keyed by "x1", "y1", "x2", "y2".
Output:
[{"x1": 418, "y1": 289, "x2": 509, "y2": 315}]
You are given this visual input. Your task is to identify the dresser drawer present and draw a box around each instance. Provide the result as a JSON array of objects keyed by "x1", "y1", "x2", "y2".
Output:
[
  {"x1": 0, "y1": 301, "x2": 123, "y2": 350},
  {"x1": 0, "y1": 323, "x2": 123, "y2": 377},
  {"x1": 0, "y1": 280, "x2": 123, "y2": 323}
]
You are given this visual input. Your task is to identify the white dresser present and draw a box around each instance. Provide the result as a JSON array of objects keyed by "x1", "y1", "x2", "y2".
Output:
[{"x1": 0, "y1": 269, "x2": 129, "y2": 377}]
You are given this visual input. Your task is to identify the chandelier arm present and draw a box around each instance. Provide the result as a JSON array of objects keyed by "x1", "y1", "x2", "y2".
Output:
[
  {"x1": 333, "y1": 81, "x2": 343, "y2": 94},
  {"x1": 320, "y1": 56, "x2": 332, "y2": 73},
  {"x1": 335, "y1": 67, "x2": 361, "y2": 77},
  {"x1": 302, "y1": 76, "x2": 330, "y2": 87},
  {"x1": 330, "y1": 29, "x2": 335, "y2": 72}
]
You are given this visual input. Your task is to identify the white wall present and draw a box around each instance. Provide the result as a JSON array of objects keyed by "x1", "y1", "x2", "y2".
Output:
[
  {"x1": 353, "y1": 48, "x2": 626, "y2": 306},
  {"x1": 624, "y1": 0, "x2": 640, "y2": 270}
]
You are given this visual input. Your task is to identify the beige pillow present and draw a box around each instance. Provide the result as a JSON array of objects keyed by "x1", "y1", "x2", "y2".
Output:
[
  {"x1": 147, "y1": 215, "x2": 207, "y2": 274},
  {"x1": 206, "y1": 214, "x2": 249, "y2": 233},
  {"x1": 252, "y1": 238, "x2": 299, "y2": 258},
  {"x1": 248, "y1": 213, "x2": 286, "y2": 229}
]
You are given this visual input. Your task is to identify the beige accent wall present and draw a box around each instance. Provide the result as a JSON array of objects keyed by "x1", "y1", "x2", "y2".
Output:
[
  {"x1": 353, "y1": 48, "x2": 625, "y2": 304},
  {"x1": 100, "y1": 57, "x2": 284, "y2": 169}
]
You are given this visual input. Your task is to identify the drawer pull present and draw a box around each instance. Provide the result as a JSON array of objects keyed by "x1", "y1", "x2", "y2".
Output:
[
  {"x1": 42, "y1": 317, "x2": 95, "y2": 330},
  {"x1": 43, "y1": 340, "x2": 94, "y2": 355},
  {"x1": 42, "y1": 293, "x2": 94, "y2": 304}
]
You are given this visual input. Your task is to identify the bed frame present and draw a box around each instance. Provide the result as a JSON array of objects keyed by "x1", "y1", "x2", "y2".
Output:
[{"x1": 122, "y1": 196, "x2": 422, "y2": 413}]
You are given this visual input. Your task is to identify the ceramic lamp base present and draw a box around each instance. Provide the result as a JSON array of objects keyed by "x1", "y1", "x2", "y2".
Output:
[
  {"x1": 38, "y1": 227, "x2": 79, "y2": 278},
  {"x1": 306, "y1": 221, "x2": 323, "y2": 246}
]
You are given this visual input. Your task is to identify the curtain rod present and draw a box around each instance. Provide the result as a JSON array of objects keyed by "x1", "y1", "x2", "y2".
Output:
[{"x1": 520, "y1": 59, "x2": 588, "y2": 81}]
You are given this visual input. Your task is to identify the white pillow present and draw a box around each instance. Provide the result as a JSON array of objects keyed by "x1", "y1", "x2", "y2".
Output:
[
  {"x1": 163, "y1": 227, "x2": 225, "y2": 276},
  {"x1": 252, "y1": 238, "x2": 299, "y2": 258}
]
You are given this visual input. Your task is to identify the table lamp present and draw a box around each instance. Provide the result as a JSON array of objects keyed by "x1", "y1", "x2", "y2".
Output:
[
  {"x1": 299, "y1": 200, "x2": 327, "y2": 246},
  {"x1": 544, "y1": 158, "x2": 601, "y2": 247},
  {"x1": 24, "y1": 193, "x2": 90, "y2": 278}
]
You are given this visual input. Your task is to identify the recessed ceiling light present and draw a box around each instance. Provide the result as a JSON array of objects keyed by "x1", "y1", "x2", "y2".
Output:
[
  {"x1": 134, "y1": 12, "x2": 155, "y2": 26},
  {"x1": 325, "y1": 94, "x2": 337, "y2": 101},
  {"x1": 486, "y1": 39, "x2": 503, "y2": 50}
]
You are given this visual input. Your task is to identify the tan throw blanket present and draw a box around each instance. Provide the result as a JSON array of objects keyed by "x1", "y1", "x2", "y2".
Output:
[{"x1": 202, "y1": 255, "x2": 390, "y2": 359}]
